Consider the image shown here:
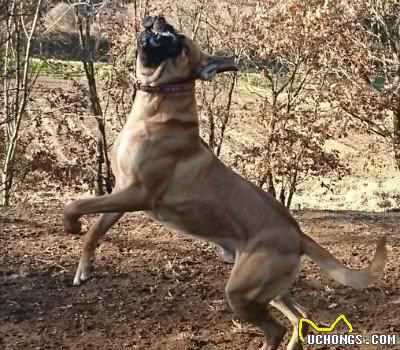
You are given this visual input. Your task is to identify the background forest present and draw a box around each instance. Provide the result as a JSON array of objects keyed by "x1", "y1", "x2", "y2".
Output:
[
  {"x1": 1, "y1": 0, "x2": 399, "y2": 211},
  {"x1": 1, "y1": 2, "x2": 399, "y2": 350}
]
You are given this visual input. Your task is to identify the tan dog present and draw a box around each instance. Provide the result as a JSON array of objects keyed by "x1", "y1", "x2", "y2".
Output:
[{"x1": 64, "y1": 16, "x2": 387, "y2": 350}]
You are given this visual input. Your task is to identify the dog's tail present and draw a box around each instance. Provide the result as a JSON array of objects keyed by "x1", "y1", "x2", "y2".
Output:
[{"x1": 301, "y1": 233, "x2": 387, "y2": 289}]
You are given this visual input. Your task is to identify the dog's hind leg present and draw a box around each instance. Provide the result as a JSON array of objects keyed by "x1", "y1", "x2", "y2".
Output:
[
  {"x1": 73, "y1": 212, "x2": 124, "y2": 286},
  {"x1": 270, "y1": 294, "x2": 310, "y2": 350},
  {"x1": 225, "y1": 250, "x2": 300, "y2": 350},
  {"x1": 216, "y1": 243, "x2": 236, "y2": 264}
]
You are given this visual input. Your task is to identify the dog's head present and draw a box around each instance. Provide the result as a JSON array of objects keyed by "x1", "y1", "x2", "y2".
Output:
[{"x1": 136, "y1": 16, "x2": 238, "y2": 85}]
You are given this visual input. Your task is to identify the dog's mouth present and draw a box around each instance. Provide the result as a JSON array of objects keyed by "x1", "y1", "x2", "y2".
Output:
[{"x1": 137, "y1": 16, "x2": 184, "y2": 67}]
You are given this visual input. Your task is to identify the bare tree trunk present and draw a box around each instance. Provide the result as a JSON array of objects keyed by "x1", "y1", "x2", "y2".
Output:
[
  {"x1": 76, "y1": 3, "x2": 112, "y2": 196},
  {"x1": 286, "y1": 169, "x2": 298, "y2": 209},
  {"x1": 266, "y1": 170, "x2": 276, "y2": 197},
  {"x1": 1, "y1": 0, "x2": 43, "y2": 206},
  {"x1": 0, "y1": 172, "x2": 12, "y2": 206},
  {"x1": 207, "y1": 106, "x2": 215, "y2": 150},
  {"x1": 257, "y1": 169, "x2": 276, "y2": 197},
  {"x1": 279, "y1": 181, "x2": 286, "y2": 205},
  {"x1": 0, "y1": 0, "x2": 13, "y2": 206},
  {"x1": 216, "y1": 72, "x2": 237, "y2": 157},
  {"x1": 261, "y1": 96, "x2": 278, "y2": 197},
  {"x1": 191, "y1": 0, "x2": 208, "y2": 41},
  {"x1": 393, "y1": 110, "x2": 400, "y2": 171},
  {"x1": 84, "y1": 62, "x2": 112, "y2": 196}
]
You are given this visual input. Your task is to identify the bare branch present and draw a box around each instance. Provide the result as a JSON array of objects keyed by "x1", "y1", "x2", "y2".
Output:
[{"x1": 342, "y1": 107, "x2": 390, "y2": 138}]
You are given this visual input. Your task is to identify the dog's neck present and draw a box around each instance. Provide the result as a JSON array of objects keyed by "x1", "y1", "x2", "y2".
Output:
[
  {"x1": 135, "y1": 80, "x2": 195, "y2": 94},
  {"x1": 130, "y1": 62, "x2": 199, "y2": 127},
  {"x1": 130, "y1": 84, "x2": 199, "y2": 128},
  {"x1": 135, "y1": 62, "x2": 195, "y2": 92}
]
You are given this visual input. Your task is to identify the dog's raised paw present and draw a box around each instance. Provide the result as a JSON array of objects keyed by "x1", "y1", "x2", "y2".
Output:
[{"x1": 63, "y1": 216, "x2": 82, "y2": 235}]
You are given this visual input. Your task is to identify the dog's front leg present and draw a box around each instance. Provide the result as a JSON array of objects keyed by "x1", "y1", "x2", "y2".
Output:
[
  {"x1": 63, "y1": 185, "x2": 154, "y2": 285},
  {"x1": 63, "y1": 185, "x2": 153, "y2": 234},
  {"x1": 73, "y1": 212, "x2": 124, "y2": 285}
]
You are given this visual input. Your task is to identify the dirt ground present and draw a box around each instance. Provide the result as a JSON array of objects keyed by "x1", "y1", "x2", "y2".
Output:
[{"x1": 0, "y1": 206, "x2": 399, "y2": 350}]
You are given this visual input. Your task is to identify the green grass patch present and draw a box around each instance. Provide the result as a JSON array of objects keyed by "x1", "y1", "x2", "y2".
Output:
[
  {"x1": 237, "y1": 72, "x2": 272, "y2": 97},
  {"x1": 31, "y1": 58, "x2": 112, "y2": 80},
  {"x1": 30, "y1": 58, "x2": 275, "y2": 95}
]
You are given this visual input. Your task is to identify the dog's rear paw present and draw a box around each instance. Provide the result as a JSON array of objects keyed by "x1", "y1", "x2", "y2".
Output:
[
  {"x1": 73, "y1": 264, "x2": 91, "y2": 286},
  {"x1": 216, "y1": 245, "x2": 235, "y2": 264}
]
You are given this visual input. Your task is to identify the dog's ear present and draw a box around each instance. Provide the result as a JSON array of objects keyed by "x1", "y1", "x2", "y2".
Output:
[{"x1": 197, "y1": 55, "x2": 238, "y2": 81}]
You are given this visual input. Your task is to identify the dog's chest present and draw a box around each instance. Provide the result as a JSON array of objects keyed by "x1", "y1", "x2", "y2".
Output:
[
  {"x1": 148, "y1": 202, "x2": 234, "y2": 242},
  {"x1": 148, "y1": 207, "x2": 182, "y2": 227},
  {"x1": 147, "y1": 206, "x2": 208, "y2": 239},
  {"x1": 113, "y1": 123, "x2": 151, "y2": 176}
]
